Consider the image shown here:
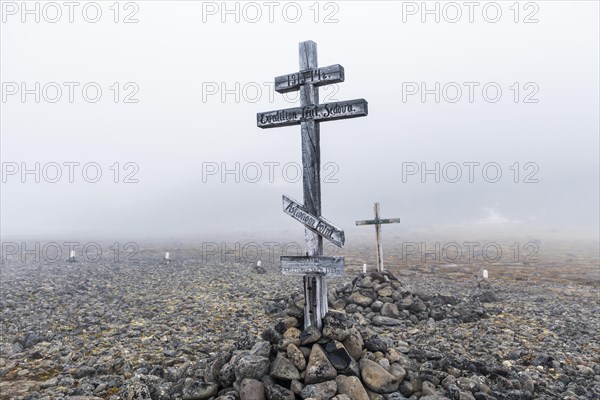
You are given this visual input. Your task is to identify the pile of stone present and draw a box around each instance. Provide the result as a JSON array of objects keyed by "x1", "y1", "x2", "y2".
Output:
[
  {"x1": 120, "y1": 272, "x2": 500, "y2": 400},
  {"x1": 330, "y1": 271, "x2": 491, "y2": 328},
  {"x1": 198, "y1": 312, "x2": 407, "y2": 400}
]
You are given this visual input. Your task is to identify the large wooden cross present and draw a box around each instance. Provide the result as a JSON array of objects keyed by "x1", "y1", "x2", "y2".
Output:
[
  {"x1": 356, "y1": 202, "x2": 400, "y2": 273},
  {"x1": 257, "y1": 40, "x2": 368, "y2": 329}
]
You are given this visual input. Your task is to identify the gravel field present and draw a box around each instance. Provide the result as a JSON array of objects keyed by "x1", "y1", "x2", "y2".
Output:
[{"x1": 0, "y1": 243, "x2": 598, "y2": 399}]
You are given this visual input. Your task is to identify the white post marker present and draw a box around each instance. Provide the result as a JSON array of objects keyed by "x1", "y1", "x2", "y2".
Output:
[
  {"x1": 165, "y1": 252, "x2": 170, "y2": 260},
  {"x1": 68, "y1": 250, "x2": 75, "y2": 262},
  {"x1": 363, "y1": 263, "x2": 367, "y2": 274},
  {"x1": 257, "y1": 260, "x2": 262, "y2": 267},
  {"x1": 483, "y1": 269, "x2": 489, "y2": 280}
]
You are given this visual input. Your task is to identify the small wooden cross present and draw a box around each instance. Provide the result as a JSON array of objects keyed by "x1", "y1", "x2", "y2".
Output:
[{"x1": 356, "y1": 202, "x2": 400, "y2": 273}]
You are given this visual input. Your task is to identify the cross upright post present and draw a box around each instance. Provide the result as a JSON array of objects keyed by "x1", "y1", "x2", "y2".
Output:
[
  {"x1": 374, "y1": 203, "x2": 384, "y2": 272},
  {"x1": 299, "y1": 41, "x2": 327, "y2": 329}
]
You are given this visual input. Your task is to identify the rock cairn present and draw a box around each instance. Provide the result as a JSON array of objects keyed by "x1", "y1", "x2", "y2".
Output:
[
  {"x1": 121, "y1": 272, "x2": 506, "y2": 400},
  {"x1": 330, "y1": 271, "x2": 491, "y2": 327}
]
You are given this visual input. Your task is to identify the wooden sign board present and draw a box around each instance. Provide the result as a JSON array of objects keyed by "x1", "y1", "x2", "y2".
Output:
[
  {"x1": 282, "y1": 195, "x2": 345, "y2": 248},
  {"x1": 257, "y1": 99, "x2": 368, "y2": 129},
  {"x1": 281, "y1": 256, "x2": 345, "y2": 277},
  {"x1": 356, "y1": 218, "x2": 400, "y2": 226},
  {"x1": 275, "y1": 64, "x2": 345, "y2": 93}
]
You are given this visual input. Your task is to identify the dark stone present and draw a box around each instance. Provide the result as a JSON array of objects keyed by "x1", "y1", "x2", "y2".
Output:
[
  {"x1": 322, "y1": 312, "x2": 351, "y2": 341},
  {"x1": 325, "y1": 341, "x2": 353, "y2": 370},
  {"x1": 21, "y1": 332, "x2": 44, "y2": 349},
  {"x1": 300, "y1": 325, "x2": 321, "y2": 346},
  {"x1": 531, "y1": 353, "x2": 551, "y2": 367},
  {"x1": 75, "y1": 366, "x2": 96, "y2": 379},
  {"x1": 261, "y1": 327, "x2": 283, "y2": 344},
  {"x1": 476, "y1": 290, "x2": 498, "y2": 303},
  {"x1": 264, "y1": 383, "x2": 295, "y2": 400},
  {"x1": 370, "y1": 272, "x2": 387, "y2": 283},
  {"x1": 438, "y1": 293, "x2": 459, "y2": 305},
  {"x1": 365, "y1": 336, "x2": 394, "y2": 353},
  {"x1": 490, "y1": 390, "x2": 532, "y2": 400},
  {"x1": 182, "y1": 380, "x2": 218, "y2": 400}
]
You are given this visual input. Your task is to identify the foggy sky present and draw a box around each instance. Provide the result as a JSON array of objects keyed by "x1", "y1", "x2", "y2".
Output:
[{"x1": 1, "y1": 1, "x2": 599, "y2": 241}]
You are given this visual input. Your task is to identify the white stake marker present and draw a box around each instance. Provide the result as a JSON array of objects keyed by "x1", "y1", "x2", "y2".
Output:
[
  {"x1": 363, "y1": 263, "x2": 367, "y2": 273},
  {"x1": 257, "y1": 260, "x2": 262, "y2": 267},
  {"x1": 165, "y1": 252, "x2": 170, "y2": 260},
  {"x1": 483, "y1": 269, "x2": 489, "y2": 280}
]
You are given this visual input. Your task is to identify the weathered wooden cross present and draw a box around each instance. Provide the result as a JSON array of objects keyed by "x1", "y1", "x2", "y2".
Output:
[
  {"x1": 257, "y1": 40, "x2": 368, "y2": 329},
  {"x1": 356, "y1": 203, "x2": 400, "y2": 273}
]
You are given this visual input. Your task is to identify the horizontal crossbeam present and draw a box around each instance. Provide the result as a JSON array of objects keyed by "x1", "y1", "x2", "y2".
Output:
[
  {"x1": 274, "y1": 64, "x2": 345, "y2": 93},
  {"x1": 257, "y1": 99, "x2": 368, "y2": 129},
  {"x1": 355, "y1": 218, "x2": 400, "y2": 226}
]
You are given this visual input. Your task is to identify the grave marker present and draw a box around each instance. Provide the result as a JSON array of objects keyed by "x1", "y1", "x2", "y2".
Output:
[
  {"x1": 356, "y1": 202, "x2": 400, "y2": 272},
  {"x1": 257, "y1": 40, "x2": 368, "y2": 329}
]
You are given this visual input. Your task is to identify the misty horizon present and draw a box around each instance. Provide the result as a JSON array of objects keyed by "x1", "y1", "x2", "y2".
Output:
[{"x1": 2, "y1": 1, "x2": 599, "y2": 243}]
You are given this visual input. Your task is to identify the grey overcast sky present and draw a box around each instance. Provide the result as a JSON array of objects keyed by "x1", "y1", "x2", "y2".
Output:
[{"x1": 1, "y1": 1, "x2": 598, "y2": 241}]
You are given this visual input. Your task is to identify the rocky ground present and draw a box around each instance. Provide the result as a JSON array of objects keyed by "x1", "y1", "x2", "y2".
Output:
[{"x1": 0, "y1": 243, "x2": 598, "y2": 399}]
